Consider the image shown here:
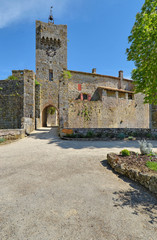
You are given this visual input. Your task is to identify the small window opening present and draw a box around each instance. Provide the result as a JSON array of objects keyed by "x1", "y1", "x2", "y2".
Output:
[
  {"x1": 107, "y1": 90, "x2": 116, "y2": 98},
  {"x1": 83, "y1": 94, "x2": 88, "y2": 100},
  {"x1": 128, "y1": 94, "x2": 133, "y2": 100},
  {"x1": 118, "y1": 92, "x2": 125, "y2": 99},
  {"x1": 49, "y1": 70, "x2": 53, "y2": 81}
]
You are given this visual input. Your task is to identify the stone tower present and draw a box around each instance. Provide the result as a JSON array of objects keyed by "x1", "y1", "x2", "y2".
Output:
[{"x1": 35, "y1": 20, "x2": 67, "y2": 127}]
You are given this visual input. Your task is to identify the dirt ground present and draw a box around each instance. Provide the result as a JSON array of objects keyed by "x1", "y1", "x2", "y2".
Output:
[{"x1": 0, "y1": 127, "x2": 157, "y2": 240}]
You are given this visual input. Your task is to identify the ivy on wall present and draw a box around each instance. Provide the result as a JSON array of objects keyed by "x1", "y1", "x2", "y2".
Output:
[
  {"x1": 78, "y1": 104, "x2": 93, "y2": 122},
  {"x1": 63, "y1": 70, "x2": 72, "y2": 80},
  {"x1": 47, "y1": 106, "x2": 56, "y2": 115}
]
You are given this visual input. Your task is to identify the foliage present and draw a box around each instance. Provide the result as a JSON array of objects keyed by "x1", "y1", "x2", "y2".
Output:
[
  {"x1": 80, "y1": 105, "x2": 91, "y2": 122},
  {"x1": 47, "y1": 106, "x2": 56, "y2": 115},
  {"x1": 138, "y1": 140, "x2": 153, "y2": 155},
  {"x1": 0, "y1": 138, "x2": 6, "y2": 143},
  {"x1": 0, "y1": 87, "x2": 3, "y2": 90},
  {"x1": 117, "y1": 133, "x2": 125, "y2": 140},
  {"x1": 66, "y1": 133, "x2": 77, "y2": 138},
  {"x1": 63, "y1": 70, "x2": 72, "y2": 79},
  {"x1": 153, "y1": 134, "x2": 157, "y2": 140},
  {"x1": 146, "y1": 161, "x2": 157, "y2": 171},
  {"x1": 96, "y1": 132, "x2": 103, "y2": 138},
  {"x1": 128, "y1": 136, "x2": 134, "y2": 140},
  {"x1": 35, "y1": 79, "x2": 41, "y2": 86},
  {"x1": 126, "y1": 0, "x2": 157, "y2": 104},
  {"x1": 6, "y1": 75, "x2": 18, "y2": 80},
  {"x1": 86, "y1": 131, "x2": 95, "y2": 138},
  {"x1": 121, "y1": 149, "x2": 130, "y2": 156}
]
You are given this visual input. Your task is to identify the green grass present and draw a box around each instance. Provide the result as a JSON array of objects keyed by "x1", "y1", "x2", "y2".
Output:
[
  {"x1": 0, "y1": 138, "x2": 6, "y2": 143},
  {"x1": 146, "y1": 161, "x2": 157, "y2": 171}
]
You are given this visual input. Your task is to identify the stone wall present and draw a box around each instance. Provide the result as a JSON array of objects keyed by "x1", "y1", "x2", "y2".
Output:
[
  {"x1": 0, "y1": 80, "x2": 24, "y2": 129},
  {"x1": 0, "y1": 70, "x2": 35, "y2": 132},
  {"x1": 0, "y1": 129, "x2": 25, "y2": 140},
  {"x1": 59, "y1": 70, "x2": 149, "y2": 130},
  {"x1": 61, "y1": 127, "x2": 157, "y2": 138},
  {"x1": 23, "y1": 70, "x2": 35, "y2": 133}
]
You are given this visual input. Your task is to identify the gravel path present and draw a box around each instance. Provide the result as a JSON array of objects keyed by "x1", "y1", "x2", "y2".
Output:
[{"x1": 0, "y1": 127, "x2": 157, "y2": 240}]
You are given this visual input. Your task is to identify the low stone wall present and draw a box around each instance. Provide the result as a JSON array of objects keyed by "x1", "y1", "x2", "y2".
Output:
[
  {"x1": 60, "y1": 128, "x2": 157, "y2": 139},
  {"x1": 0, "y1": 129, "x2": 25, "y2": 140},
  {"x1": 107, "y1": 153, "x2": 157, "y2": 194}
]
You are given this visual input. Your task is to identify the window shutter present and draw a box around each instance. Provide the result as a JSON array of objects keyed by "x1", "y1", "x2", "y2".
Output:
[
  {"x1": 88, "y1": 94, "x2": 91, "y2": 101},
  {"x1": 78, "y1": 84, "x2": 81, "y2": 91}
]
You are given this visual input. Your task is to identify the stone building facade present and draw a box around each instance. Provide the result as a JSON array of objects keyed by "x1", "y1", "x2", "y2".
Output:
[{"x1": 0, "y1": 19, "x2": 154, "y2": 134}]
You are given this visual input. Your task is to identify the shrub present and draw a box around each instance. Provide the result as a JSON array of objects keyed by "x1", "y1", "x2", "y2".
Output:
[
  {"x1": 86, "y1": 131, "x2": 94, "y2": 138},
  {"x1": 35, "y1": 79, "x2": 41, "y2": 86},
  {"x1": 6, "y1": 75, "x2": 18, "y2": 80},
  {"x1": 138, "y1": 140, "x2": 153, "y2": 155},
  {"x1": 128, "y1": 136, "x2": 134, "y2": 140},
  {"x1": 121, "y1": 149, "x2": 130, "y2": 156},
  {"x1": 146, "y1": 133, "x2": 152, "y2": 138},
  {"x1": 77, "y1": 133, "x2": 84, "y2": 138},
  {"x1": 0, "y1": 138, "x2": 6, "y2": 143},
  {"x1": 117, "y1": 133, "x2": 125, "y2": 140},
  {"x1": 153, "y1": 134, "x2": 157, "y2": 140},
  {"x1": 146, "y1": 161, "x2": 157, "y2": 171},
  {"x1": 63, "y1": 70, "x2": 72, "y2": 79},
  {"x1": 96, "y1": 132, "x2": 103, "y2": 138},
  {"x1": 132, "y1": 132, "x2": 138, "y2": 137},
  {"x1": 66, "y1": 133, "x2": 76, "y2": 138}
]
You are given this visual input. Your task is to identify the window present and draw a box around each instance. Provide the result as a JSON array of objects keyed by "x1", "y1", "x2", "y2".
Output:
[
  {"x1": 83, "y1": 94, "x2": 88, "y2": 100},
  {"x1": 107, "y1": 90, "x2": 116, "y2": 98},
  {"x1": 79, "y1": 93, "x2": 91, "y2": 101},
  {"x1": 49, "y1": 70, "x2": 53, "y2": 81},
  {"x1": 128, "y1": 94, "x2": 134, "y2": 100},
  {"x1": 118, "y1": 92, "x2": 126, "y2": 99}
]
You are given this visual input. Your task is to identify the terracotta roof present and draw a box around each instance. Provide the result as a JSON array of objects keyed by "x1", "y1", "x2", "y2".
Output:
[
  {"x1": 68, "y1": 70, "x2": 132, "y2": 82},
  {"x1": 98, "y1": 86, "x2": 134, "y2": 94}
]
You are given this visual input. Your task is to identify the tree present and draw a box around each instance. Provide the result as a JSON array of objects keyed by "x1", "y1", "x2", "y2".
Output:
[{"x1": 126, "y1": 0, "x2": 157, "y2": 104}]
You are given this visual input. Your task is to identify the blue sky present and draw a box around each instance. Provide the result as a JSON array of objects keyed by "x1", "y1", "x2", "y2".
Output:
[{"x1": 0, "y1": 0, "x2": 145, "y2": 80}]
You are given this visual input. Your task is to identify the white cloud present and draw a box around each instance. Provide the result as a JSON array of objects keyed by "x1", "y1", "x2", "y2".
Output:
[{"x1": 0, "y1": 0, "x2": 74, "y2": 28}]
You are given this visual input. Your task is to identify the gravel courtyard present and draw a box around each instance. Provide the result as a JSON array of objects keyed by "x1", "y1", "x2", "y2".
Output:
[{"x1": 0, "y1": 127, "x2": 157, "y2": 240}]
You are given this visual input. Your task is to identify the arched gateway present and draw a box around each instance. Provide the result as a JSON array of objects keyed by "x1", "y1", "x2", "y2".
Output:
[{"x1": 42, "y1": 105, "x2": 58, "y2": 127}]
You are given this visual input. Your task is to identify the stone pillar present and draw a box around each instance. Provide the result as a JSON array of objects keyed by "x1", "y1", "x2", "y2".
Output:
[
  {"x1": 35, "y1": 84, "x2": 41, "y2": 129},
  {"x1": 59, "y1": 76, "x2": 69, "y2": 136},
  {"x1": 115, "y1": 91, "x2": 118, "y2": 99},
  {"x1": 22, "y1": 70, "x2": 35, "y2": 133},
  {"x1": 102, "y1": 89, "x2": 107, "y2": 101}
]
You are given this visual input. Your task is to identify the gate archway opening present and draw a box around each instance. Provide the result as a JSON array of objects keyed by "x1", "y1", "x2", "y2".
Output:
[{"x1": 42, "y1": 105, "x2": 58, "y2": 127}]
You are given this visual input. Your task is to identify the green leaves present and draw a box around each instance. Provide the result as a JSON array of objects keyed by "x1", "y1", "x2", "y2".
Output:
[
  {"x1": 126, "y1": 0, "x2": 157, "y2": 104},
  {"x1": 6, "y1": 75, "x2": 18, "y2": 80}
]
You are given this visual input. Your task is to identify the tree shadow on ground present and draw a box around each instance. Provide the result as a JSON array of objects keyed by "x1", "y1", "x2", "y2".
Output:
[
  {"x1": 101, "y1": 160, "x2": 157, "y2": 225},
  {"x1": 29, "y1": 128, "x2": 157, "y2": 150}
]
